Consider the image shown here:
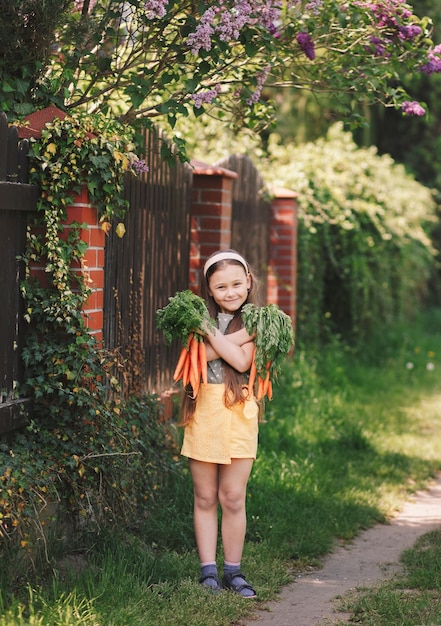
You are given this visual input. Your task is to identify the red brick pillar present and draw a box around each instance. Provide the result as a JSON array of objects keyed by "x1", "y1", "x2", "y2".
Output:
[
  {"x1": 67, "y1": 186, "x2": 105, "y2": 342},
  {"x1": 19, "y1": 106, "x2": 105, "y2": 342},
  {"x1": 29, "y1": 186, "x2": 105, "y2": 342},
  {"x1": 189, "y1": 160, "x2": 237, "y2": 292},
  {"x1": 267, "y1": 188, "x2": 298, "y2": 328}
]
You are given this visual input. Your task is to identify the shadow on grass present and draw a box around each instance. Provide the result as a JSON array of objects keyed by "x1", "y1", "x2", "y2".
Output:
[{"x1": 247, "y1": 431, "x2": 441, "y2": 563}]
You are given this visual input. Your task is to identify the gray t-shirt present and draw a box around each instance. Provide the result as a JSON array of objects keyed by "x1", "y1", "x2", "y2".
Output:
[{"x1": 207, "y1": 313, "x2": 234, "y2": 383}]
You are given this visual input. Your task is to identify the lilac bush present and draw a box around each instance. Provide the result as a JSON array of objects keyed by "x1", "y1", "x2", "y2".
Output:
[{"x1": 10, "y1": 0, "x2": 440, "y2": 151}]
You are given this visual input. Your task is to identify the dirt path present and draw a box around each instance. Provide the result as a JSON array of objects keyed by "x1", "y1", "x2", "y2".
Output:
[{"x1": 241, "y1": 474, "x2": 441, "y2": 626}]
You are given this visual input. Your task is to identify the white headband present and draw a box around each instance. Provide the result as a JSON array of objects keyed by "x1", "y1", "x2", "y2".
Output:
[{"x1": 203, "y1": 252, "x2": 248, "y2": 276}]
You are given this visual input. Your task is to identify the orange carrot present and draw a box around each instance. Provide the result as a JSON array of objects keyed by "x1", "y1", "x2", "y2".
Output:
[
  {"x1": 257, "y1": 376, "x2": 265, "y2": 401},
  {"x1": 267, "y1": 378, "x2": 273, "y2": 401},
  {"x1": 189, "y1": 366, "x2": 200, "y2": 399},
  {"x1": 182, "y1": 351, "x2": 191, "y2": 386},
  {"x1": 190, "y1": 336, "x2": 199, "y2": 383},
  {"x1": 262, "y1": 369, "x2": 271, "y2": 398},
  {"x1": 248, "y1": 350, "x2": 257, "y2": 398},
  {"x1": 173, "y1": 346, "x2": 189, "y2": 381},
  {"x1": 199, "y1": 340, "x2": 208, "y2": 385}
]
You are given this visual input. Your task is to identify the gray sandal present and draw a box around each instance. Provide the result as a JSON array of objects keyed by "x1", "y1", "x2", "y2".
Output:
[
  {"x1": 222, "y1": 571, "x2": 257, "y2": 598},
  {"x1": 199, "y1": 573, "x2": 222, "y2": 593}
]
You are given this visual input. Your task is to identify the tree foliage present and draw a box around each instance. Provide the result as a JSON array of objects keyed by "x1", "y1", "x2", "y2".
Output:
[
  {"x1": 1, "y1": 1, "x2": 440, "y2": 153},
  {"x1": 0, "y1": 0, "x2": 72, "y2": 116},
  {"x1": 366, "y1": 0, "x2": 441, "y2": 189}
]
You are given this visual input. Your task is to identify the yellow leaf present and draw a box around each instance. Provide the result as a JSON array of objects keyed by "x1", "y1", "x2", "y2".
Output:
[
  {"x1": 115, "y1": 223, "x2": 126, "y2": 238},
  {"x1": 101, "y1": 221, "x2": 112, "y2": 235},
  {"x1": 113, "y1": 150, "x2": 129, "y2": 170},
  {"x1": 46, "y1": 143, "x2": 57, "y2": 155}
]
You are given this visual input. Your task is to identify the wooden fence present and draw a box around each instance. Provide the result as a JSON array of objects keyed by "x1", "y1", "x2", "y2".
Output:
[
  {"x1": 216, "y1": 154, "x2": 270, "y2": 302},
  {"x1": 0, "y1": 112, "x2": 39, "y2": 436},
  {"x1": 1, "y1": 107, "x2": 296, "y2": 430},
  {"x1": 105, "y1": 149, "x2": 286, "y2": 397},
  {"x1": 104, "y1": 127, "x2": 193, "y2": 394}
]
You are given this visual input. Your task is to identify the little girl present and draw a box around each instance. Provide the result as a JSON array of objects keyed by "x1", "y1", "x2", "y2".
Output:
[{"x1": 181, "y1": 249, "x2": 260, "y2": 598}]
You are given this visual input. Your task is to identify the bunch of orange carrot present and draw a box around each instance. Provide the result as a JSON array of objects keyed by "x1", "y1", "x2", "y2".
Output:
[
  {"x1": 156, "y1": 290, "x2": 215, "y2": 399},
  {"x1": 174, "y1": 339, "x2": 273, "y2": 402},
  {"x1": 247, "y1": 349, "x2": 273, "y2": 401},
  {"x1": 243, "y1": 303, "x2": 295, "y2": 403},
  {"x1": 158, "y1": 294, "x2": 294, "y2": 404},
  {"x1": 173, "y1": 332, "x2": 208, "y2": 399}
]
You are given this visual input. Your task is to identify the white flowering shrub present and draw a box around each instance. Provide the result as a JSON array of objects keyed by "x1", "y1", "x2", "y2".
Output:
[{"x1": 265, "y1": 123, "x2": 437, "y2": 344}]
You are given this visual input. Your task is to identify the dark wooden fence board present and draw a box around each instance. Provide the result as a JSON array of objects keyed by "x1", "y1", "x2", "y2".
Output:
[
  {"x1": 0, "y1": 182, "x2": 39, "y2": 211},
  {"x1": 104, "y1": 128, "x2": 193, "y2": 394},
  {"x1": 0, "y1": 111, "x2": 38, "y2": 436}
]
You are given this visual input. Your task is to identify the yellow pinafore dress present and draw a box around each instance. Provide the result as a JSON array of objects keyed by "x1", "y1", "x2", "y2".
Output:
[{"x1": 181, "y1": 313, "x2": 259, "y2": 465}]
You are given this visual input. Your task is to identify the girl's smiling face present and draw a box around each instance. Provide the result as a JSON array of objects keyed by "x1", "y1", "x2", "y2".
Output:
[{"x1": 208, "y1": 263, "x2": 251, "y2": 314}]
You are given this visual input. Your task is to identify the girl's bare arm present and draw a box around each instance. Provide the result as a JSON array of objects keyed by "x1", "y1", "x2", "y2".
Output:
[{"x1": 204, "y1": 328, "x2": 255, "y2": 372}]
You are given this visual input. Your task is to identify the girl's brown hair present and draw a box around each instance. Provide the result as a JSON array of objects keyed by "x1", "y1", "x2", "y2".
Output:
[{"x1": 180, "y1": 250, "x2": 260, "y2": 425}]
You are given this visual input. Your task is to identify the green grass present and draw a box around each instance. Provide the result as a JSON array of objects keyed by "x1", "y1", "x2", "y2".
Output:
[
  {"x1": 335, "y1": 529, "x2": 441, "y2": 625},
  {"x1": 2, "y1": 310, "x2": 441, "y2": 625}
]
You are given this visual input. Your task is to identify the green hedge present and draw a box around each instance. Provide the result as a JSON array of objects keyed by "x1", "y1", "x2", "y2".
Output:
[{"x1": 265, "y1": 123, "x2": 438, "y2": 345}]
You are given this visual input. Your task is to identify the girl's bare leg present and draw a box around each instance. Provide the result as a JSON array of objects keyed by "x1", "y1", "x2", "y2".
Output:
[
  {"x1": 218, "y1": 458, "x2": 254, "y2": 563},
  {"x1": 189, "y1": 459, "x2": 220, "y2": 563}
]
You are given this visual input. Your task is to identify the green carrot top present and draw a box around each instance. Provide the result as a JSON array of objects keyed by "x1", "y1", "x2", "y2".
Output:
[{"x1": 242, "y1": 303, "x2": 295, "y2": 379}]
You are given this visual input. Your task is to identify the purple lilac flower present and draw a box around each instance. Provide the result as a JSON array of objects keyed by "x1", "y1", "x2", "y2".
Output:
[
  {"x1": 128, "y1": 156, "x2": 149, "y2": 174},
  {"x1": 367, "y1": 36, "x2": 388, "y2": 56},
  {"x1": 187, "y1": 1, "x2": 283, "y2": 55},
  {"x1": 144, "y1": 0, "x2": 168, "y2": 19},
  {"x1": 305, "y1": 0, "x2": 323, "y2": 15},
  {"x1": 354, "y1": 0, "x2": 412, "y2": 29},
  {"x1": 398, "y1": 24, "x2": 422, "y2": 41},
  {"x1": 420, "y1": 45, "x2": 441, "y2": 75},
  {"x1": 296, "y1": 32, "x2": 315, "y2": 60},
  {"x1": 420, "y1": 58, "x2": 441, "y2": 75},
  {"x1": 252, "y1": 1, "x2": 282, "y2": 30},
  {"x1": 246, "y1": 64, "x2": 271, "y2": 105},
  {"x1": 402, "y1": 101, "x2": 425, "y2": 117},
  {"x1": 187, "y1": 8, "x2": 217, "y2": 54},
  {"x1": 268, "y1": 23, "x2": 281, "y2": 38},
  {"x1": 217, "y1": 3, "x2": 250, "y2": 42},
  {"x1": 132, "y1": 159, "x2": 149, "y2": 174},
  {"x1": 191, "y1": 85, "x2": 222, "y2": 109}
]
